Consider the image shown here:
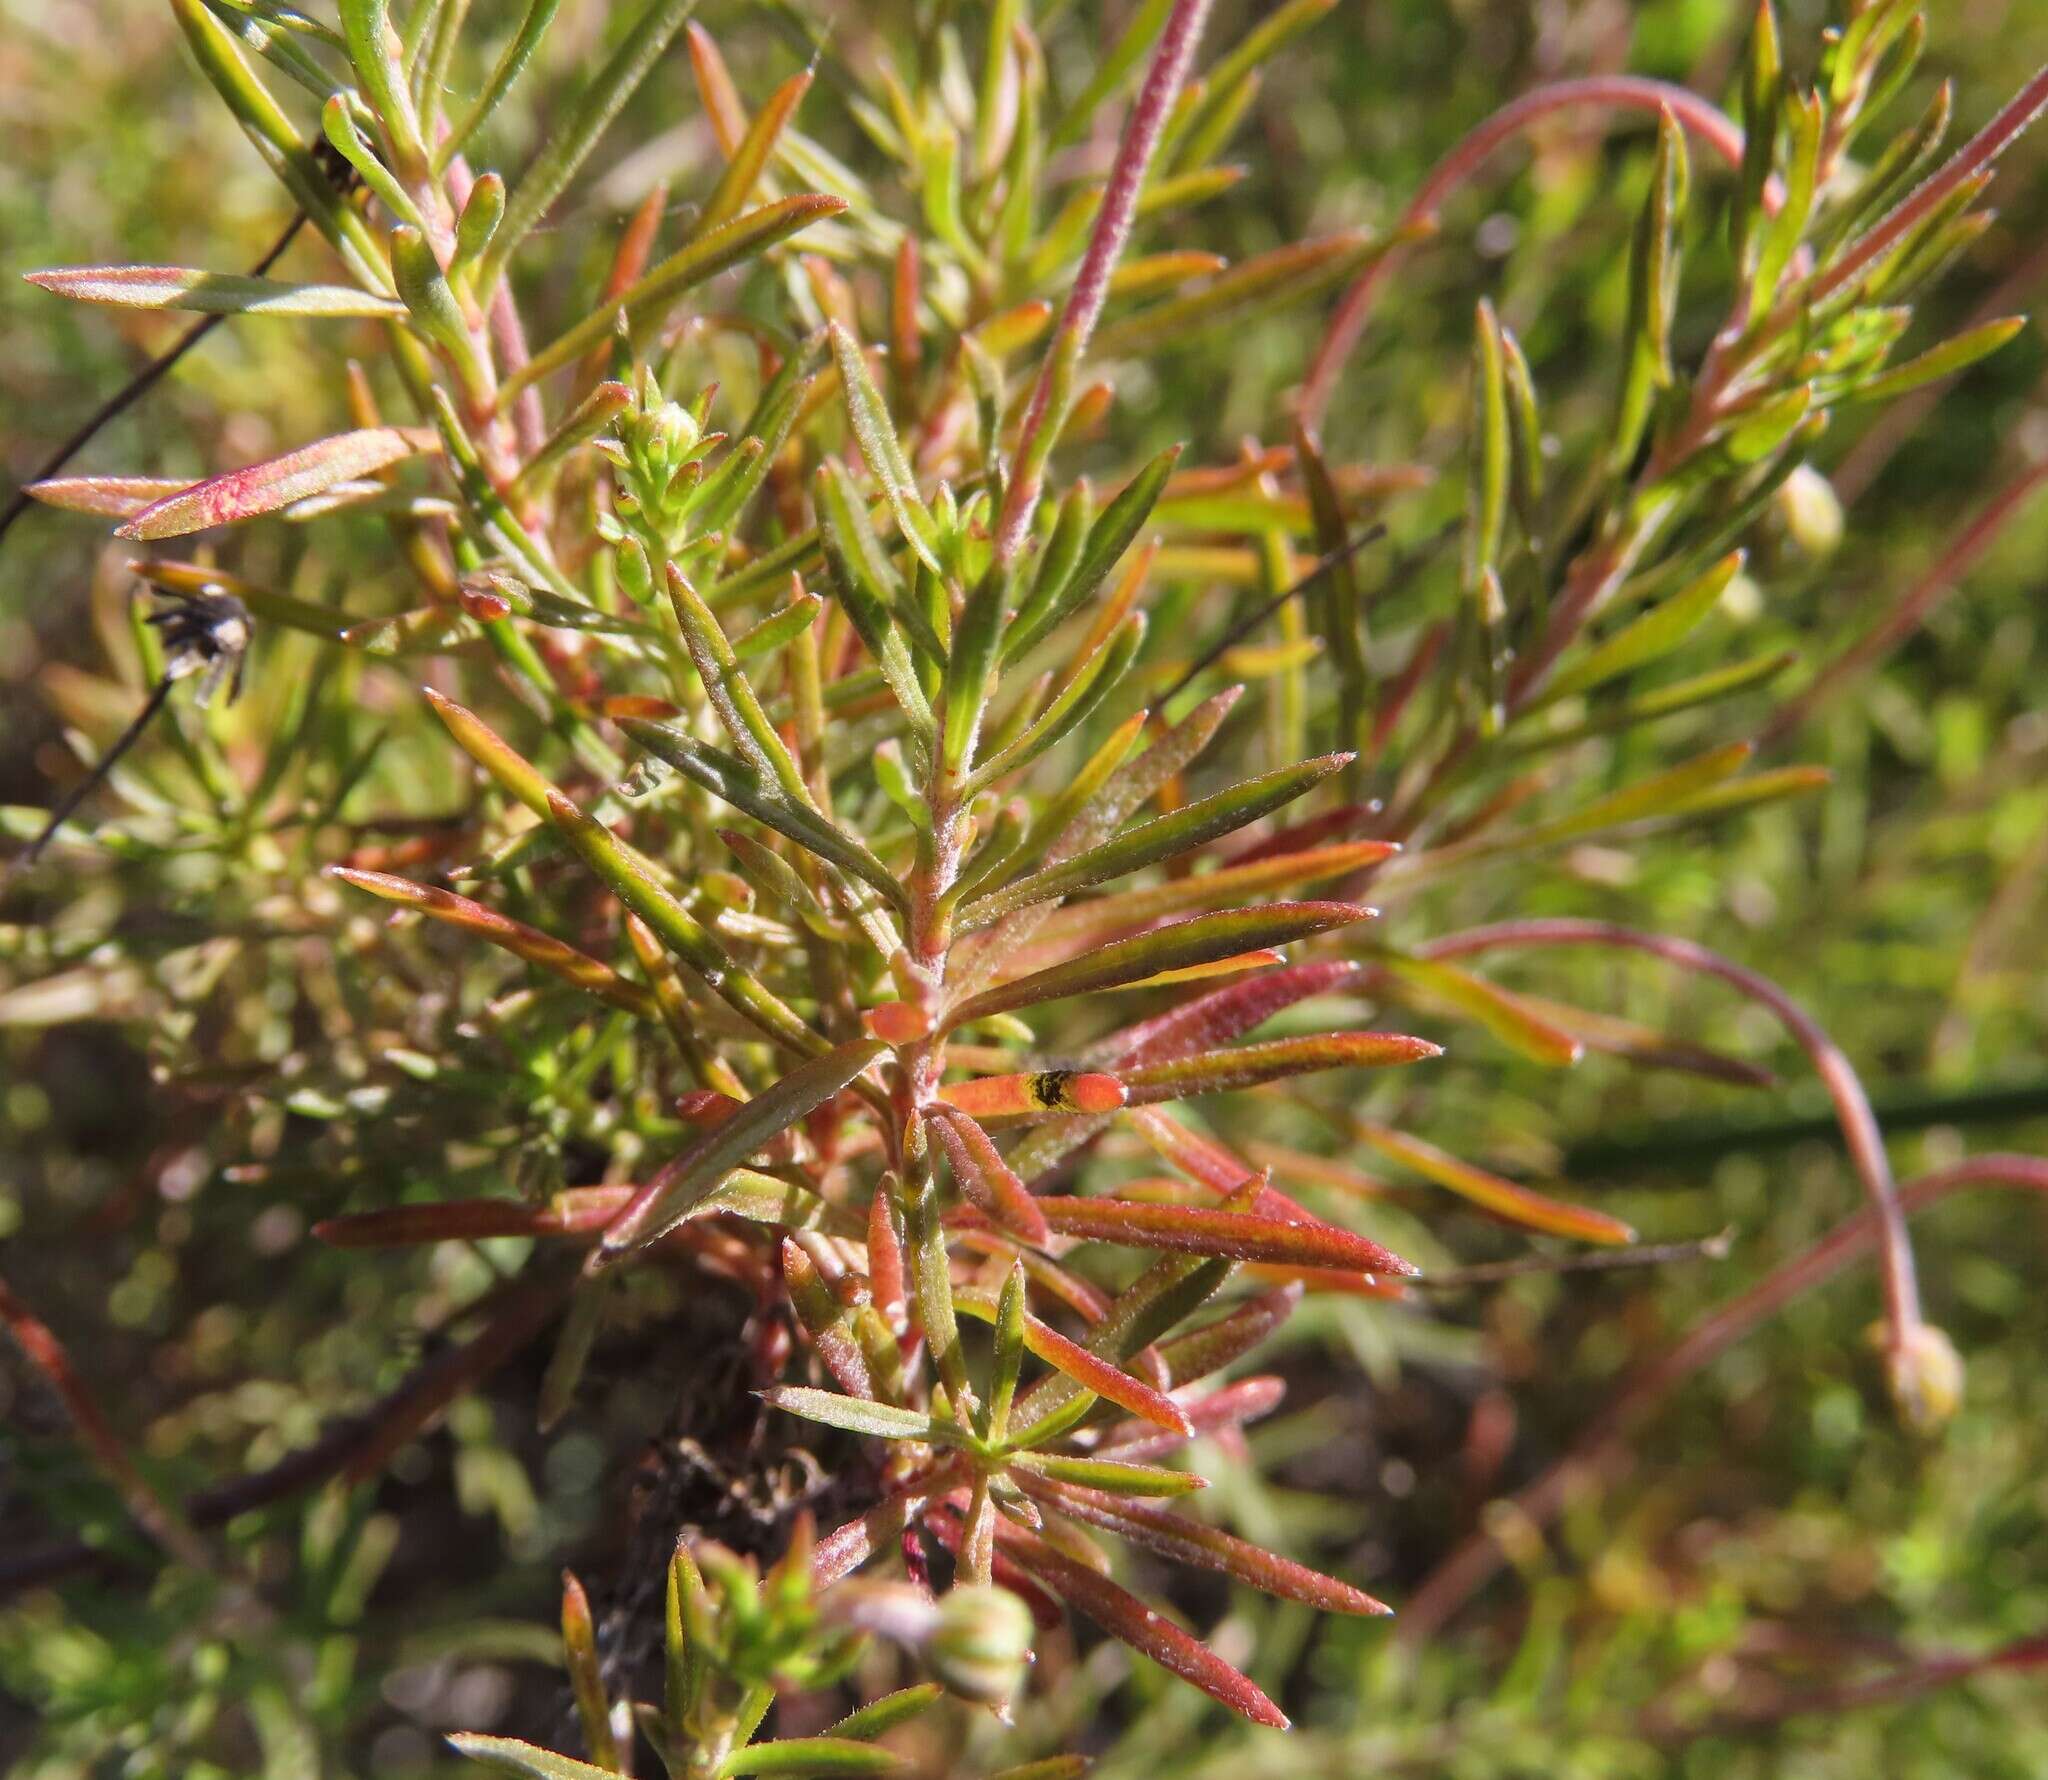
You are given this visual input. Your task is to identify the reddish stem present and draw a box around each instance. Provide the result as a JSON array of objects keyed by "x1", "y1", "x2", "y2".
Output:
[
  {"x1": 1301, "y1": 77, "x2": 1751, "y2": 431},
  {"x1": 0, "y1": 1272, "x2": 211, "y2": 1571},
  {"x1": 1397, "y1": 1152, "x2": 2048, "y2": 1647},
  {"x1": 993, "y1": 0, "x2": 1215, "y2": 565},
  {"x1": 1805, "y1": 63, "x2": 2048, "y2": 314},
  {"x1": 1419, "y1": 919, "x2": 1924, "y2": 1360}
]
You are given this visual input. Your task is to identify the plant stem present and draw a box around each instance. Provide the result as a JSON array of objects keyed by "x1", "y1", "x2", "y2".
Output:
[
  {"x1": 1397, "y1": 1152, "x2": 2048, "y2": 1648},
  {"x1": 1419, "y1": 919, "x2": 1926, "y2": 1367},
  {"x1": 993, "y1": 0, "x2": 1215, "y2": 567},
  {"x1": 1301, "y1": 77, "x2": 1756, "y2": 432}
]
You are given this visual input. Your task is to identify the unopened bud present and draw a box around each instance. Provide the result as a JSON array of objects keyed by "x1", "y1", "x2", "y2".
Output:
[
  {"x1": 1775, "y1": 463, "x2": 1844, "y2": 560},
  {"x1": 1882, "y1": 1321, "x2": 1964, "y2": 1435},
  {"x1": 925, "y1": 1584, "x2": 1034, "y2": 1706}
]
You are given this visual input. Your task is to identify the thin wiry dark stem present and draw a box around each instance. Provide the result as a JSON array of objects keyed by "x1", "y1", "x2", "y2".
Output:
[
  {"x1": 1158, "y1": 524, "x2": 1389, "y2": 706},
  {"x1": 16, "y1": 676, "x2": 174, "y2": 868},
  {"x1": 0, "y1": 210, "x2": 310, "y2": 555}
]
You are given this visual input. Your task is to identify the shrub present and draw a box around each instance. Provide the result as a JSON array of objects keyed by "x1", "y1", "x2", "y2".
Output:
[{"x1": 4, "y1": 0, "x2": 2046, "y2": 1773}]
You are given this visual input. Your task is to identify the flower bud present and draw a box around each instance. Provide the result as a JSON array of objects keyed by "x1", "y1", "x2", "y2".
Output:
[
  {"x1": 1775, "y1": 463, "x2": 1844, "y2": 560},
  {"x1": 924, "y1": 1584, "x2": 1035, "y2": 1706},
  {"x1": 1883, "y1": 1321, "x2": 1964, "y2": 1435}
]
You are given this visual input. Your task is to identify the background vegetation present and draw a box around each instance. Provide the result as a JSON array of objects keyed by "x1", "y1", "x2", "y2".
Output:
[{"x1": 4, "y1": 0, "x2": 2047, "y2": 1774}]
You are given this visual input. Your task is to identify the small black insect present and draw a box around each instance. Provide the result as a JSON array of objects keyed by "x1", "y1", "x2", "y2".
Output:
[{"x1": 19, "y1": 588, "x2": 251, "y2": 867}]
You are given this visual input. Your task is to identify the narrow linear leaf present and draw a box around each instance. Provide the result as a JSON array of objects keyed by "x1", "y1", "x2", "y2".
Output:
[
  {"x1": 1118, "y1": 1031, "x2": 1441, "y2": 1102},
  {"x1": 828, "y1": 322, "x2": 941, "y2": 575},
  {"x1": 1847, "y1": 316, "x2": 2027, "y2": 402},
  {"x1": 117, "y1": 428, "x2": 436, "y2": 540},
  {"x1": 449, "y1": 1735, "x2": 615, "y2": 1780},
  {"x1": 505, "y1": 196, "x2": 847, "y2": 398},
  {"x1": 26, "y1": 265, "x2": 403, "y2": 317},
  {"x1": 1037, "y1": 841, "x2": 1397, "y2": 936},
  {"x1": 26, "y1": 477, "x2": 188, "y2": 520},
  {"x1": 618, "y1": 720, "x2": 908, "y2": 913},
  {"x1": 329, "y1": 868, "x2": 659, "y2": 1019},
  {"x1": 1088, "y1": 957, "x2": 1365, "y2": 1067},
  {"x1": 696, "y1": 69, "x2": 812, "y2": 236},
  {"x1": 1033, "y1": 1194, "x2": 1416, "y2": 1276},
  {"x1": 963, "y1": 754, "x2": 1353, "y2": 924},
  {"x1": 823, "y1": 1684, "x2": 944, "y2": 1742},
  {"x1": 1004, "y1": 446, "x2": 1180, "y2": 662},
  {"x1": 927, "y1": 1105, "x2": 1053, "y2": 1243},
  {"x1": 1006, "y1": 1452, "x2": 1203, "y2": 1496},
  {"x1": 598, "y1": 1040, "x2": 884, "y2": 1257},
  {"x1": 1370, "y1": 953, "x2": 1582, "y2": 1066},
  {"x1": 947, "y1": 902, "x2": 1373, "y2": 1029},
  {"x1": 953, "y1": 1285, "x2": 1193, "y2": 1436},
  {"x1": 717, "y1": 1738, "x2": 902, "y2": 1777},
  {"x1": 1534, "y1": 551, "x2": 1744, "y2": 707},
  {"x1": 1018, "y1": 1476, "x2": 1388, "y2": 1615},
  {"x1": 1351, "y1": 1120, "x2": 1634, "y2": 1244},
  {"x1": 1093, "y1": 232, "x2": 1385, "y2": 358},
  {"x1": 482, "y1": 0, "x2": 699, "y2": 283},
  {"x1": 760, "y1": 1386, "x2": 942, "y2": 1443},
  {"x1": 992, "y1": 1524, "x2": 1287, "y2": 1728}
]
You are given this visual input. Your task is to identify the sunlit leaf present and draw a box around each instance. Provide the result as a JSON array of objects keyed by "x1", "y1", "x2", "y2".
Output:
[
  {"x1": 26, "y1": 265, "x2": 402, "y2": 317},
  {"x1": 117, "y1": 427, "x2": 436, "y2": 540},
  {"x1": 598, "y1": 1040, "x2": 883, "y2": 1258}
]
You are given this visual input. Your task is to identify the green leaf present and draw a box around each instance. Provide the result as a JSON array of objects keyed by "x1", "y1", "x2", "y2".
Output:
[
  {"x1": 1370, "y1": 954, "x2": 1583, "y2": 1067},
  {"x1": 1464, "y1": 298, "x2": 1510, "y2": 589},
  {"x1": 25, "y1": 265, "x2": 402, "y2": 318},
  {"x1": 1449, "y1": 742, "x2": 1757, "y2": 858},
  {"x1": 662, "y1": 567, "x2": 812, "y2": 800},
  {"x1": 824, "y1": 1684, "x2": 944, "y2": 1742},
  {"x1": 946, "y1": 902, "x2": 1374, "y2": 1029},
  {"x1": 439, "y1": 0, "x2": 564, "y2": 169},
  {"x1": 1051, "y1": 0, "x2": 1172, "y2": 146},
  {"x1": 829, "y1": 323, "x2": 942, "y2": 576},
  {"x1": 966, "y1": 614, "x2": 1145, "y2": 793},
  {"x1": 1118, "y1": 1031, "x2": 1440, "y2": 1102},
  {"x1": 1351, "y1": 1121, "x2": 1634, "y2": 1244},
  {"x1": 1004, "y1": 446, "x2": 1179, "y2": 661},
  {"x1": 541, "y1": 787, "x2": 824, "y2": 1056},
  {"x1": 448, "y1": 1735, "x2": 615, "y2": 1780},
  {"x1": 619, "y1": 719, "x2": 909, "y2": 913},
  {"x1": 717, "y1": 1739, "x2": 901, "y2": 1777},
  {"x1": 1006, "y1": 1451, "x2": 1203, "y2": 1496},
  {"x1": 1845, "y1": 316, "x2": 2027, "y2": 403},
  {"x1": 1751, "y1": 87, "x2": 1821, "y2": 323},
  {"x1": 481, "y1": 0, "x2": 699, "y2": 288},
  {"x1": 170, "y1": 0, "x2": 386, "y2": 291},
  {"x1": 506, "y1": 196, "x2": 846, "y2": 399},
  {"x1": 1534, "y1": 550, "x2": 1742, "y2": 706},
  {"x1": 1734, "y1": 0, "x2": 1782, "y2": 275},
  {"x1": 696, "y1": 69, "x2": 812, "y2": 237},
  {"x1": 336, "y1": 0, "x2": 427, "y2": 174},
  {"x1": 962, "y1": 753, "x2": 1352, "y2": 926},
  {"x1": 815, "y1": 463, "x2": 936, "y2": 739},
  {"x1": 759, "y1": 1386, "x2": 945, "y2": 1443},
  {"x1": 329, "y1": 868, "x2": 659, "y2": 1019},
  {"x1": 597, "y1": 1040, "x2": 885, "y2": 1258}
]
